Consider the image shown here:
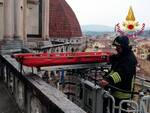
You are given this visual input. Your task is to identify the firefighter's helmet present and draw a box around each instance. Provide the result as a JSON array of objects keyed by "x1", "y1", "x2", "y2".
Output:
[{"x1": 112, "y1": 35, "x2": 129, "y2": 47}]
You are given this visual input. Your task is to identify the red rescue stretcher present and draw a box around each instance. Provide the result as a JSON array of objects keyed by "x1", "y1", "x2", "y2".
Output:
[{"x1": 12, "y1": 52, "x2": 111, "y2": 67}]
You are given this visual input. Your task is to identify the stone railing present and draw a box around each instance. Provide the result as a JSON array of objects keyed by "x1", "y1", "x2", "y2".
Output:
[{"x1": 0, "y1": 55, "x2": 86, "y2": 113}]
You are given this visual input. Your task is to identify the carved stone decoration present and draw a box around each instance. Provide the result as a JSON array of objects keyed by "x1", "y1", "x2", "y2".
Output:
[{"x1": 30, "y1": 96, "x2": 42, "y2": 113}]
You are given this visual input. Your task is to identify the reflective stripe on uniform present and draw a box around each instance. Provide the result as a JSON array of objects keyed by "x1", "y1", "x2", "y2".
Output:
[
  {"x1": 112, "y1": 91, "x2": 131, "y2": 99},
  {"x1": 110, "y1": 72, "x2": 121, "y2": 83}
]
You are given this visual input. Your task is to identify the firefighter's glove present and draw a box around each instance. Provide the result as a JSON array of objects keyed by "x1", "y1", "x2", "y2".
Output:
[{"x1": 99, "y1": 79, "x2": 109, "y2": 88}]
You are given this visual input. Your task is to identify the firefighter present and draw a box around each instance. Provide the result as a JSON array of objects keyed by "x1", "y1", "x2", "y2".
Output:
[{"x1": 99, "y1": 35, "x2": 137, "y2": 113}]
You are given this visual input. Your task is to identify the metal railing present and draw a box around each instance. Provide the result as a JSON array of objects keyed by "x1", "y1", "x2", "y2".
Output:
[
  {"x1": 103, "y1": 90, "x2": 150, "y2": 113},
  {"x1": 103, "y1": 79, "x2": 150, "y2": 113}
]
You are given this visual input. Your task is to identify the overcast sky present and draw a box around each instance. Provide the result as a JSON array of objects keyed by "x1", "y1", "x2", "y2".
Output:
[{"x1": 65, "y1": 0, "x2": 150, "y2": 28}]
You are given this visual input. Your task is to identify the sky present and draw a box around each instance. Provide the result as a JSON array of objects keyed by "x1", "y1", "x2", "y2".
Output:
[{"x1": 65, "y1": 0, "x2": 150, "y2": 28}]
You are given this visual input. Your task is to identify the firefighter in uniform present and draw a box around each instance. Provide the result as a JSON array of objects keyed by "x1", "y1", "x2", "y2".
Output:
[{"x1": 99, "y1": 35, "x2": 137, "y2": 113}]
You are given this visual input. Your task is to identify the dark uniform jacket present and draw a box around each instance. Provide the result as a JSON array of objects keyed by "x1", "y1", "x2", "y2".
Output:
[{"x1": 105, "y1": 48, "x2": 137, "y2": 99}]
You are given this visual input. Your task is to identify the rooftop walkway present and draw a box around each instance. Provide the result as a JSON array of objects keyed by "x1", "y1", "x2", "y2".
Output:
[{"x1": 0, "y1": 80, "x2": 21, "y2": 113}]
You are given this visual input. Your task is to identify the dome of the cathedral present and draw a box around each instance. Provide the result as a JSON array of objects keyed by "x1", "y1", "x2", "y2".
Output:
[{"x1": 49, "y1": 0, "x2": 82, "y2": 38}]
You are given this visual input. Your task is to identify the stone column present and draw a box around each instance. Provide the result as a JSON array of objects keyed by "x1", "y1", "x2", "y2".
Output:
[
  {"x1": 14, "y1": 0, "x2": 24, "y2": 40},
  {"x1": 23, "y1": 0, "x2": 27, "y2": 43},
  {"x1": 42, "y1": 0, "x2": 49, "y2": 40},
  {"x1": 0, "y1": 0, "x2": 4, "y2": 40},
  {"x1": 3, "y1": 0, "x2": 14, "y2": 40}
]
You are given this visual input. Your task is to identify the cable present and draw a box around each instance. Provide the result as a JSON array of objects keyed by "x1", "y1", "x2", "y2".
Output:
[
  {"x1": 91, "y1": 78, "x2": 139, "y2": 95},
  {"x1": 107, "y1": 84, "x2": 139, "y2": 95}
]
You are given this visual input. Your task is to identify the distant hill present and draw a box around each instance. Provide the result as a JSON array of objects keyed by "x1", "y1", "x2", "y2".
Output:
[
  {"x1": 141, "y1": 30, "x2": 150, "y2": 37},
  {"x1": 81, "y1": 25, "x2": 150, "y2": 37},
  {"x1": 81, "y1": 25, "x2": 114, "y2": 32}
]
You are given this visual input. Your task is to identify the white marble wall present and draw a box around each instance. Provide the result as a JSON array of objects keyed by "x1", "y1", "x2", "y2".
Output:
[
  {"x1": 0, "y1": 0, "x2": 49, "y2": 42},
  {"x1": 27, "y1": 1, "x2": 39, "y2": 35}
]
